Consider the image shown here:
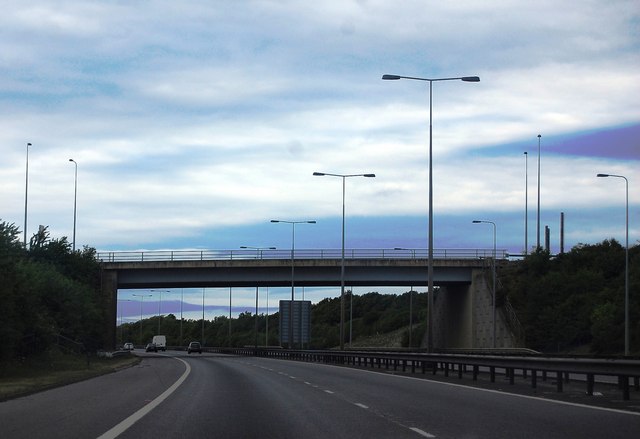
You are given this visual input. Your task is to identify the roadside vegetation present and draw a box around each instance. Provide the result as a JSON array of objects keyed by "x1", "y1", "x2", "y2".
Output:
[
  {"x1": 502, "y1": 240, "x2": 639, "y2": 354},
  {"x1": 119, "y1": 290, "x2": 429, "y2": 350},
  {"x1": 0, "y1": 220, "x2": 108, "y2": 382}
]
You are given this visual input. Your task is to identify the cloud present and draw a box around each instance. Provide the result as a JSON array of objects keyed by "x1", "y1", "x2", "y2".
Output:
[{"x1": 0, "y1": 0, "x2": 638, "y2": 253}]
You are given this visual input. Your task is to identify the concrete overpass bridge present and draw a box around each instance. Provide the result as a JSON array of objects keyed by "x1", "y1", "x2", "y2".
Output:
[{"x1": 99, "y1": 248, "x2": 515, "y2": 350}]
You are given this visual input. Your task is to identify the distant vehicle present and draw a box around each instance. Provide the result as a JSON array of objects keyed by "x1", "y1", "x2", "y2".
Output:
[
  {"x1": 123, "y1": 342, "x2": 134, "y2": 351},
  {"x1": 187, "y1": 341, "x2": 202, "y2": 354},
  {"x1": 152, "y1": 335, "x2": 166, "y2": 351},
  {"x1": 145, "y1": 343, "x2": 157, "y2": 352}
]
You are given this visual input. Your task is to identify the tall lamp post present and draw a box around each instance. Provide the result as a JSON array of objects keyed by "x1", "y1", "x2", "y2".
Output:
[
  {"x1": 271, "y1": 219, "x2": 316, "y2": 349},
  {"x1": 383, "y1": 73, "x2": 480, "y2": 352},
  {"x1": 597, "y1": 173, "x2": 629, "y2": 356},
  {"x1": 536, "y1": 134, "x2": 542, "y2": 250},
  {"x1": 473, "y1": 220, "x2": 497, "y2": 348},
  {"x1": 313, "y1": 172, "x2": 375, "y2": 350},
  {"x1": 132, "y1": 293, "x2": 152, "y2": 345},
  {"x1": 524, "y1": 151, "x2": 528, "y2": 255},
  {"x1": 24, "y1": 142, "x2": 32, "y2": 247},
  {"x1": 68, "y1": 159, "x2": 78, "y2": 251},
  {"x1": 241, "y1": 246, "x2": 276, "y2": 350},
  {"x1": 150, "y1": 290, "x2": 169, "y2": 334}
]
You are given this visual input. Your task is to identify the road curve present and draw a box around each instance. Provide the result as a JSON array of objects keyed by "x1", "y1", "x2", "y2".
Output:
[{"x1": 1, "y1": 351, "x2": 639, "y2": 438}]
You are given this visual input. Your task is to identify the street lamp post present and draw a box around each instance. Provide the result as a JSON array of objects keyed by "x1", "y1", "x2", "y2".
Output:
[
  {"x1": 313, "y1": 171, "x2": 375, "y2": 350},
  {"x1": 394, "y1": 247, "x2": 417, "y2": 346},
  {"x1": 271, "y1": 219, "x2": 316, "y2": 349},
  {"x1": 150, "y1": 290, "x2": 169, "y2": 334},
  {"x1": 241, "y1": 246, "x2": 276, "y2": 351},
  {"x1": 473, "y1": 220, "x2": 497, "y2": 348},
  {"x1": 24, "y1": 143, "x2": 32, "y2": 247},
  {"x1": 536, "y1": 134, "x2": 542, "y2": 250},
  {"x1": 524, "y1": 151, "x2": 528, "y2": 255},
  {"x1": 132, "y1": 293, "x2": 152, "y2": 345},
  {"x1": 265, "y1": 286, "x2": 269, "y2": 346},
  {"x1": 597, "y1": 173, "x2": 629, "y2": 356},
  {"x1": 180, "y1": 289, "x2": 184, "y2": 346},
  {"x1": 68, "y1": 159, "x2": 77, "y2": 251},
  {"x1": 383, "y1": 73, "x2": 480, "y2": 352}
]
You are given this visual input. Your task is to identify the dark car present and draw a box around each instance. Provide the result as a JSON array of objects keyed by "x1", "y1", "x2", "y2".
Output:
[
  {"x1": 145, "y1": 343, "x2": 157, "y2": 352},
  {"x1": 187, "y1": 341, "x2": 202, "y2": 354}
]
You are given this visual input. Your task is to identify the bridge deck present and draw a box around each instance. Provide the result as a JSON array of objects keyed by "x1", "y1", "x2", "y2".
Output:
[{"x1": 100, "y1": 249, "x2": 502, "y2": 289}]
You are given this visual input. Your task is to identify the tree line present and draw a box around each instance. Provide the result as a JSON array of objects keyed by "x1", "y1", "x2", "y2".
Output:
[
  {"x1": 501, "y1": 239, "x2": 639, "y2": 354},
  {"x1": 0, "y1": 220, "x2": 106, "y2": 364},
  {"x1": 119, "y1": 290, "x2": 429, "y2": 349}
]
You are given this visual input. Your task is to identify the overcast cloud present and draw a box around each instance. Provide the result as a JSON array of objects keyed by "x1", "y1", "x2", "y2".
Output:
[{"x1": 1, "y1": 0, "x2": 638, "y2": 265}]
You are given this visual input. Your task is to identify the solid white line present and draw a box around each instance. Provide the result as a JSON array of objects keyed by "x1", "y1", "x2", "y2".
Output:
[
  {"x1": 324, "y1": 390, "x2": 334, "y2": 394},
  {"x1": 97, "y1": 356, "x2": 191, "y2": 439},
  {"x1": 351, "y1": 366, "x2": 640, "y2": 417},
  {"x1": 354, "y1": 403, "x2": 369, "y2": 409},
  {"x1": 410, "y1": 427, "x2": 436, "y2": 438}
]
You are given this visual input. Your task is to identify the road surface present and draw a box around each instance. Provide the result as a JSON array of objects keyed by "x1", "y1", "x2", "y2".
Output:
[{"x1": 1, "y1": 351, "x2": 639, "y2": 438}]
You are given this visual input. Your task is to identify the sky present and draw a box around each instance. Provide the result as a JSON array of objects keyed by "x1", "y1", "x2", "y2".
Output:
[{"x1": 1, "y1": 1, "x2": 638, "y2": 321}]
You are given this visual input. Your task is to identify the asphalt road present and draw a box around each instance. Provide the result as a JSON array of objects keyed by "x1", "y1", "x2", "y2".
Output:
[{"x1": 1, "y1": 351, "x2": 639, "y2": 438}]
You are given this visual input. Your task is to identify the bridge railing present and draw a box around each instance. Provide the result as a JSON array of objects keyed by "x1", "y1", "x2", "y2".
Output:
[{"x1": 97, "y1": 248, "x2": 508, "y2": 263}]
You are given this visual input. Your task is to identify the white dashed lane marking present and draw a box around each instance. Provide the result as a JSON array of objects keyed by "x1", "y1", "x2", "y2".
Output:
[{"x1": 410, "y1": 427, "x2": 436, "y2": 438}]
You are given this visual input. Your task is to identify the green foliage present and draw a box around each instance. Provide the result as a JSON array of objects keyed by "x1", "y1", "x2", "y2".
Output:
[
  {"x1": 0, "y1": 220, "x2": 104, "y2": 363},
  {"x1": 120, "y1": 290, "x2": 428, "y2": 349},
  {"x1": 502, "y1": 240, "x2": 639, "y2": 354}
]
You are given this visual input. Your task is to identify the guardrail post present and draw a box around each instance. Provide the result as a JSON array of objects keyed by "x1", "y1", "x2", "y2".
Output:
[
  {"x1": 490, "y1": 367, "x2": 495, "y2": 382},
  {"x1": 509, "y1": 368, "x2": 515, "y2": 385},
  {"x1": 458, "y1": 364, "x2": 463, "y2": 379},
  {"x1": 586, "y1": 374, "x2": 594, "y2": 396},
  {"x1": 531, "y1": 369, "x2": 537, "y2": 389},
  {"x1": 635, "y1": 377, "x2": 639, "y2": 391},
  {"x1": 556, "y1": 371, "x2": 563, "y2": 392},
  {"x1": 473, "y1": 365, "x2": 478, "y2": 381},
  {"x1": 620, "y1": 376, "x2": 630, "y2": 401},
  {"x1": 542, "y1": 370, "x2": 547, "y2": 381},
  {"x1": 444, "y1": 363, "x2": 449, "y2": 377}
]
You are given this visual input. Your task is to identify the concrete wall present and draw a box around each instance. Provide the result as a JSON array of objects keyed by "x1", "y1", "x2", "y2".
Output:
[{"x1": 430, "y1": 267, "x2": 517, "y2": 350}]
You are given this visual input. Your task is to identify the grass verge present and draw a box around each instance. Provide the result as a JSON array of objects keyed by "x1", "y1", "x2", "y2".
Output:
[{"x1": 0, "y1": 351, "x2": 141, "y2": 402}]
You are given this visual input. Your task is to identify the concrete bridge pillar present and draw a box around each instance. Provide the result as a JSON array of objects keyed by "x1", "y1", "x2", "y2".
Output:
[{"x1": 428, "y1": 268, "x2": 517, "y2": 350}]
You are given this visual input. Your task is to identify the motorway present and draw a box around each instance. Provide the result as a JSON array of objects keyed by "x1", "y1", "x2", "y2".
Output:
[{"x1": 1, "y1": 351, "x2": 639, "y2": 438}]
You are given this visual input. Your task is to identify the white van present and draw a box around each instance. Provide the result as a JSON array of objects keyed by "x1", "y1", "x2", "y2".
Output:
[{"x1": 152, "y1": 335, "x2": 166, "y2": 351}]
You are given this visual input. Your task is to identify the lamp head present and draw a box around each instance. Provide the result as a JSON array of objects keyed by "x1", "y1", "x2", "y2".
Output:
[
  {"x1": 597, "y1": 174, "x2": 609, "y2": 178},
  {"x1": 364, "y1": 174, "x2": 376, "y2": 178},
  {"x1": 307, "y1": 220, "x2": 317, "y2": 224},
  {"x1": 313, "y1": 172, "x2": 325, "y2": 176},
  {"x1": 461, "y1": 76, "x2": 480, "y2": 82},
  {"x1": 270, "y1": 220, "x2": 279, "y2": 223},
  {"x1": 382, "y1": 74, "x2": 401, "y2": 80},
  {"x1": 472, "y1": 220, "x2": 482, "y2": 223}
]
